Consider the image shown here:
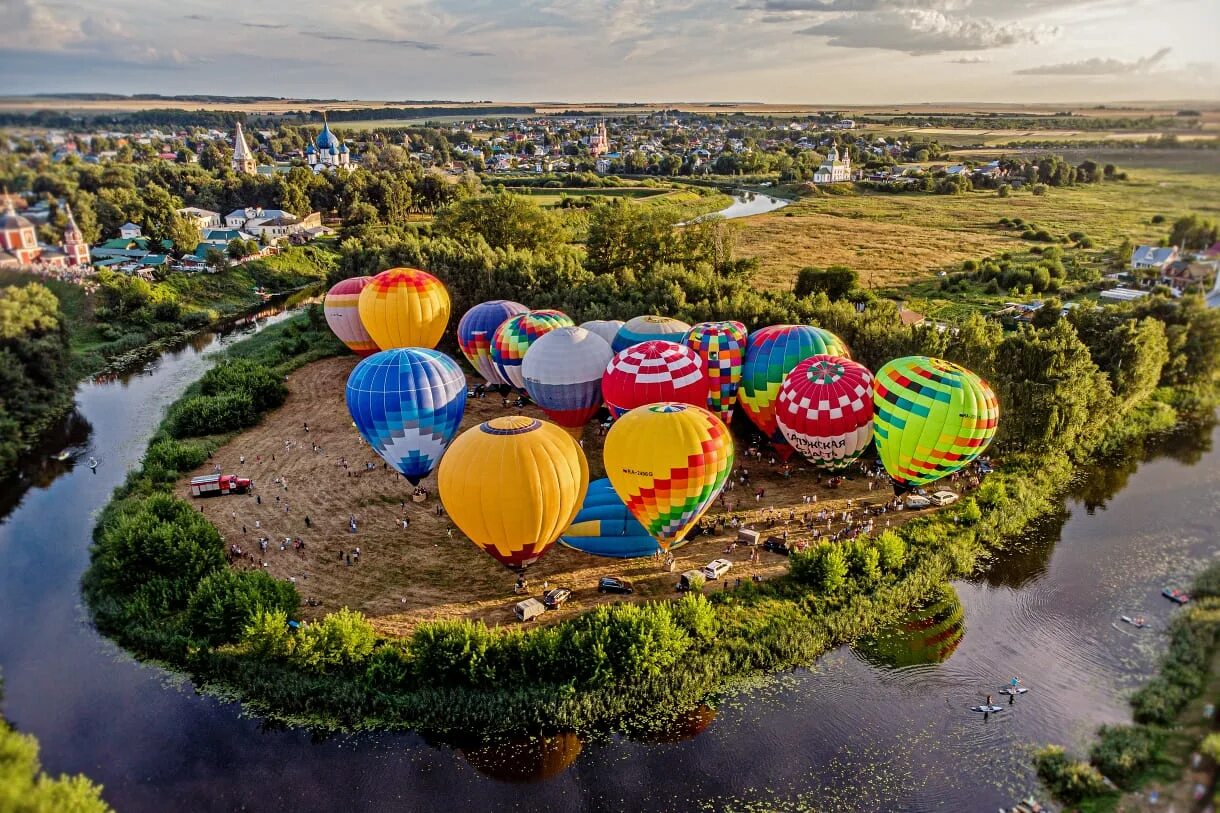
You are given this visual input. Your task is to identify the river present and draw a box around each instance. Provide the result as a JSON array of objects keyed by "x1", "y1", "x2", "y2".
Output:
[
  {"x1": 0, "y1": 301, "x2": 1216, "y2": 812},
  {"x1": 707, "y1": 189, "x2": 791, "y2": 220}
]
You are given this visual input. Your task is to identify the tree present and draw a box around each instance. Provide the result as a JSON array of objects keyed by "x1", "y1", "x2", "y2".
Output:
[
  {"x1": 205, "y1": 248, "x2": 228, "y2": 273},
  {"x1": 433, "y1": 191, "x2": 565, "y2": 253},
  {"x1": 793, "y1": 266, "x2": 858, "y2": 300},
  {"x1": 1167, "y1": 214, "x2": 1218, "y2": 251}
]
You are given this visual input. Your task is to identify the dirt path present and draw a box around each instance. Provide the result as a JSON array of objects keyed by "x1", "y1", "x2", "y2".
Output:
[{"x1": 184, "y1": 355, "x2": 943, "y2": 636}]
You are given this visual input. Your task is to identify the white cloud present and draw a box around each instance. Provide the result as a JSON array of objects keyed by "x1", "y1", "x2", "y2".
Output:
[
  {"x1": 1016, "y1": 46, "x2": 1171, "y2": 75},
  {"x1": 799, "y1": 9, "x2": 1054, "y2": 53},
  {"x1": 949, "y1": 55, "x2": 989, "y2": 63}
]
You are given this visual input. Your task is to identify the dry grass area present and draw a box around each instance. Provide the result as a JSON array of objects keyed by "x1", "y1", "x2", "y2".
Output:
[{"x1": 184, "y1": 356, "x2": 931, "y2": 636}]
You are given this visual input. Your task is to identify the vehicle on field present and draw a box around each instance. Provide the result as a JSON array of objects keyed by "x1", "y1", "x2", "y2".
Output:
[
  {"x1": 763, "y1": 537, "x2": 791, "y2": 556},
  {"x1": 702, "y1": 558, "x2": 732, "y2": 580},
  {"x1": 543, "y1": 587, "x2": 572, "y2": 609},
  {"x1": 189, "y1": 474, "x2": 252, "y2": 497},
  {"x1": 904, "y1": 494, "x2": 931, "y2": 509},
  {"x1": 514, "y1": 598, "x2": 545, "y2": 621},
  {"x1": 929, "y1": 491, "x2": 959, "y2": 506},
  {"x1": 597, "y1": 576, "x2": 634, "y2": 595},
  {"x1": 677, "y1": 570, "x2": 705, "y2": 592}
]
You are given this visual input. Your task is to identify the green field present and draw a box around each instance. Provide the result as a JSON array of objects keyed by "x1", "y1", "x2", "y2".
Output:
[
  {"x1": 734, "y1": 167, "x2": 1220, "y2": 293},
  {"x1": 499, "y1": 186, "x2": 671, "y2": 207}
]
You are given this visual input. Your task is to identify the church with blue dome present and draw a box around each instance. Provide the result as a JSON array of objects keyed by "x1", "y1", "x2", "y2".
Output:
[{"x1": 306, "y1": 115, "x2": 352, "y2": 172}]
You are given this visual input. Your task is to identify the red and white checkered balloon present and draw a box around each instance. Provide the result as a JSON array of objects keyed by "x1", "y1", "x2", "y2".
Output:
[
  {"x1": 775, "y1": 354, "x2": 874, "y2": 470},
  {"x1": 602, "y1": 340, "x2": 706, "y2": 419}
]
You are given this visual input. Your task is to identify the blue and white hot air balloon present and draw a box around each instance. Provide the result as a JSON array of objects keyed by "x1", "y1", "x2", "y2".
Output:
[
  {"x1": 345, "y1": 348, "x2": 467, "y2": 485},
  {"x1": 559, "y1": 478, "x2": 690, "y2": 558}
]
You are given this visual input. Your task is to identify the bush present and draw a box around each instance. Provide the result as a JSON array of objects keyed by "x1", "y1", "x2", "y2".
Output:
[
  {"x1": 671, "y1": 594, "x2": 717, "y2": 641},
  {"x1": 1090, "y1": 724, "x2": 1164, "y2": 788},
  {"x1": 1032, "y1": 184, "x2": 1048, "y2": 196},
  {"x1": 790, "y1": 543, "x2": 848, "y2": 594},
  {"x1": 186, "y1": 569, "x2": 299, "y2": 646},
  {"x1": 144, "y1": 438, "x2": 209, "y2": 475},
  {"x1": 958, "y1": 498, "x2": 982, "y2": 525},
  {"x1": 874, "y1": 531, "x2": 907, "y2": 572},
  {"x1": 290, "y1": 608, "x2": 378, "y2": 672},
  {"x1": 1035, "y1": 745, "x2": 1112, "y2": 804},
  {"x1": 167, "y1": 391, "x2": 257, "y2": 438},
  {"x1": 242, "y1": 609, "x2": 292, "y2": 658},
  {"x1": 200, "y1": 359, "x2": 287, "y2": 412}
]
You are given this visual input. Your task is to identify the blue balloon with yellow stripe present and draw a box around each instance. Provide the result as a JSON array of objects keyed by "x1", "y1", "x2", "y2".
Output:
[{"x1": 559, "y1": 478, "x2": 691, "y2": 558}]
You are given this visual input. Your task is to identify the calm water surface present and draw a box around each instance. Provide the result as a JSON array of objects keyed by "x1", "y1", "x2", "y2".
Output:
[{"x1": 1, "y1": 307, "x2": 1216, "y2": 812}]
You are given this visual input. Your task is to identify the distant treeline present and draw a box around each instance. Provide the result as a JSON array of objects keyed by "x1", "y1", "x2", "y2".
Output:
[
  {"x1": 300, "y1": 106, "x2": 535, "y2": 122},
  {"x1": 0, "y1": 108, "x2": 250, "y2": 129},
  {"x1": 858, "y1": 114, "x2": 1198, "y2": 131}
]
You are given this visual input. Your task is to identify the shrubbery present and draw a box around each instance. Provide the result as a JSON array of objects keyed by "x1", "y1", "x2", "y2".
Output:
[
  {"x1": 187, "y1": 569, "x2": 299, "y2": 646},
  {"x1": 1034, "y1": 746, "x2": 1112, "y2": 804},
  {"x1": 167, "y1": 391, "x2": 257, "y2": 438}
]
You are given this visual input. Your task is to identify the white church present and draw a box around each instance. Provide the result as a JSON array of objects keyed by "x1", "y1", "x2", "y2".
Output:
[{"x1": 813, "y1": 145, "x2": 852, "y2": 184}]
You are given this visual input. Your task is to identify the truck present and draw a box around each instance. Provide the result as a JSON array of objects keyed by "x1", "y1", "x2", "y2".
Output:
[{"x1": 189, "y1": 474, "x2": 252, "y2": 497}]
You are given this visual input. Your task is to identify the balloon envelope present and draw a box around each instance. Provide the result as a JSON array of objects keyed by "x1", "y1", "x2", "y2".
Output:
[
  {"x1": 560, "y1": 478, "x2": 687, "y2": 558},
  {"x1": 324, "y1": 277, "x2": 378, "y2": 356},
  {"x1": 491, "y1": 309, "x2": 575, "y2": 392},
  {"x1": 439, "y1": 416, "x2": 589, "y2": 570},
  {"x1": 602, "y1": 340, "x2": 707, "y2": 419},
  {"x1": 853, "y1": 586, "x2": 964, "y2": 669},
  {"x1": 776, "y1": 355, "x2": 874, "y2": 470},
  {"x1": 612, "y1": 315, "x2": 692, "y2": 353},
  {"x1": 872, "y1": 356, "x2": 999, "y2": 489},
  {"x1": 579, "y1": 319, "x2": 624, "y2": 347},
  {"x1": 458, "y1": 300, "x2": 529, "y2": 385},
  {"x1": 344, "y1": 348, "x2": 467, "y2": 485},
  {"x1": 685, "y1": 321, "x2": 748, "y2": 422},
  {"x1": 603, "y1": 403, "x2": 734, "y2": 551},
  {"x1": 358, "y1": 267, "x2": 450, "y2": 350},
  {"x1": 522, "y1": 327, "x2": 614, "y2": 427},
  {"x1": 739, "y1": 324, "x2": 850, "y2": 459}
]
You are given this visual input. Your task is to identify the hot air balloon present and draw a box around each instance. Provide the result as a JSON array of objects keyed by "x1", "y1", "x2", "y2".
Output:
[
  {"x1": 579, "y1": 319, "x2": 624, "y2": 348},
  {"x1": 522, "y1": 326, "x2": 613, "y2": 428},
  {"x1": 603, "y1": 403, "x2": 734, "y2": 551},
  {"x1": 775, "y1": 355, "x2": 874, "y2": 470},
  {"x1": 357, "y1": 267, "x2": 450, "y2": 350},
  {"x1": 872, "y1": 356, "x2": 999, "y2": 491},
  {"x1": 323, "y1": 277, "x2": 378, "y2": 356},
  {"x1": 461, "y1": 733, "x2": 583, "y2": 783},
  {"x1": 439, "y1": 416, "x2": 588, "y2": 570},
  {"x1": 602, "y1": 340, "x2": 707, "y2": 419},
  {"x1": 457, "y1": 300, "x2": 529, "y2": 386},
  {"x1": 738, "y1": 324, "x2": 850, "y2": 459},
  {"x1": 611, "y1": 315, "x2": 692, "y2": 353},
  {"x1": 853, "y1": 585, "x2": 964, "y2": 669},
  {"x1": 684, "y1": 320, "x2": 747, "y2": 422},
  {"x1": 344, "y1": 348, "x2": 467, "y2": 485},
  {"x1": 559, "y1": 478, "x2": 689, "y2": 558},
  {"x1": 490, "y1": 309, "x2": 575, "y2": 392}
]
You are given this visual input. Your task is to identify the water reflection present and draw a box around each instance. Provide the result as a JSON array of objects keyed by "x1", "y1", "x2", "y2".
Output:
[
  {"x1": 621, "y1": 704, "x2": 718, "y2": 744},
  {"x1": 853, "y1": 585, "x2": 965, "y2": 670},
  {"x1": 460, "y1": 732, "x2": 583, "y2": 783}
]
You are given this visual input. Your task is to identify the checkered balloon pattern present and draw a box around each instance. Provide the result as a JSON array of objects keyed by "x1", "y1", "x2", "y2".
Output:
[
  {"x1": 490, "y1": 309, "x2": 574, "y2": 391},
  {"x1": 776, "y1": 355, "x2": 874, "y2": 470},
  {"x1": 872, "y1": 355, "x2": 999, "y2": 488},
  {"x1": 603, "y1": 403, "x2": 735, "y2": 550},
  {"x1": 738, "y1": 324, "x2": 851, "y2": 459},
  {"x1": 602, "y1": 340, "x2": 707, "y2": 419},
  {"x1": 345, "y1": 348, "x2": 468, "y2": 485},
  {"x1": 685, "y1": 321, "x2": 747, "y2": 422}
]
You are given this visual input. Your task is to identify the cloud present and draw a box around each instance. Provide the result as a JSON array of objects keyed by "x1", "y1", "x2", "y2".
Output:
[
  {"x1": 300, "y1": 31, "x2": 442, "y2": 50},
  {"x1": 183, "y1": 13, "x2": 210, "y2": 21},
  {"x1": 798, "y1": 9, "x2": 1054, "y2": 53},
  {"x1": 949, "y1": 55, "x2": 989, "y2": 63},
  {"x1": 242, "y1": 22, "x2": 288, "y2": 30},
  {"x1": 1016, "y1": 46, "x2": 1171, "y2": 75}
]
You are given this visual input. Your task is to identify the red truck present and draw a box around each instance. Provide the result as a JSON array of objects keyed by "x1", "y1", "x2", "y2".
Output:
[{"x1": 189, "y1": 474, "x2": 252, "y2": 497}]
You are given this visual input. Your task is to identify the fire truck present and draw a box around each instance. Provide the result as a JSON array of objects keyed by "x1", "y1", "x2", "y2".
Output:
[{"x1": 189, "y1": 474, "x2": 252, "y2": 497}]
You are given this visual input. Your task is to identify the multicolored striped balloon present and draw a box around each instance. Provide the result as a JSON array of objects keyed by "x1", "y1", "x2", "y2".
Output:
[
  {"x1": 357, "y1": 267, "x2": 450, "y2": 350},
  {"x1": 522, "y1": 326, "x2": 614, "y2": 428},
  {"x1": 738, "y1": 324, "x2": 851, "y2": 459},
  {"x1": 323, "y1": 276, "x2": 377, "y2": 356},
  {"x1": 872, "y1": 356, "x2": 999, "y2": 490},
  {"x1": 603, "y1": 403, "x2": 734, "y2": 551},
  {"x1": 344, "y1": 348, "x2": 467, "y2": 485},
  {"x1": 685, "y1": 320, "x2": 747, "y2": 422},
  {"x1": 490, "y1": 309, "x2": 574, "y2": 392},
  {"x1": 612, "y1": 315, "x2": 692, "y2": 353},
  {"x1": 775, "y1": 355, "x2": 874, "y2": 470},
  {"x1": 602, "y1": 340, "x2": 706, "y2": 419},
  {"x1": 457, "y1": 300, "x2": 529, "y2": 385}
]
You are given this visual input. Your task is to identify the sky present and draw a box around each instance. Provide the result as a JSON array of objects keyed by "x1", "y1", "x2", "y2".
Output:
[{"x1": 1, "y1": 0, "x2": 1217, "y2": 104}]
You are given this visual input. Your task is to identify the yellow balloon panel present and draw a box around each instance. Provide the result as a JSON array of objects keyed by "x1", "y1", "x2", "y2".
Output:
[
  {"x1": 439, "y1": 416, "x2": 589, "y2": 570},
  {"x1": 358, "y1": 267, "x2": 451, "y2": 350},
  {"x1": 603, "y1": 403, "x2": 734, "y2": 550}
]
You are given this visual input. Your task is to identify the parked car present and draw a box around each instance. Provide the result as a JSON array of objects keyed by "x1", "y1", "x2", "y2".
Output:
[
  {"x1": 930, "y1": 490, "x2": 959, "y2": 506},
  {"x1": 763, "y1": 537, "x2": 791, "y2": 556},
  {"x1": 597, "y1": 576, "x2": 634, "y2": 595},
  {"x1": 702, "y1": 558, "x2": 732, "y2": 580},
  {"x1": 904, "y1": 494, "x2": 932, "y2": 509},
  {"x1": 514, "y1": 598, "x2": 545, "y2": 622},
  {"x1": 542, "y1": 587, "x2": 572, "y2": 609},
  {"x1": 677, "y1": 569, "x2": 705, "y2": 592}
]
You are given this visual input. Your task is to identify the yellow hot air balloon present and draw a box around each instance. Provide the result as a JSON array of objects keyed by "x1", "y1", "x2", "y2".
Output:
[
  {"x1": 439, "y1": 416, "x2": 589, "y2": 570},
  {"x1": 357, "y1": 267, "x2": 451, "y2": 350},
  {"x1": 603, "y1": 403, "x2": 734, "y2": 551}
]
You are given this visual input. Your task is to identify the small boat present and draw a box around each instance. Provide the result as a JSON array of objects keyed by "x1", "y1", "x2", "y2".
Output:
[
  {"x1": 1121, "y1": 615, "x2": 1147, "y2": 628},
  {"x1": 1163, "y1": 588, "x2": 1191, "y2": 605}
]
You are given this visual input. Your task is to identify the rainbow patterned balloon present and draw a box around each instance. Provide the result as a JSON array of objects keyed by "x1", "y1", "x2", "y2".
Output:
[
  {"x1": 872, "y1": 356, "x2": 999, "y2": 490},
  {"x1": 490, "y1": 309, "x2": 575, "y2": 392},
  {"x1": 457, "y1": 300, "x2": 529, "y2": 385},
  {"x1": 684, "y1": 321, "x2": 747, "y2": 422},
  {"x1": 775, "y1": 355, "x2": 874, "y2": 470},
  {"x1": 323, "y1": 276, "x2": 378, "y2": 356},
  {"x1": 603, "y1": 403, "x2": 734, "y2": 551},
  {"x1": 738, "y1": 324, "x2": 850, "y2": 460},
  {"x1": 357, "y1": 267, "x2": 450, "y2": 350}
]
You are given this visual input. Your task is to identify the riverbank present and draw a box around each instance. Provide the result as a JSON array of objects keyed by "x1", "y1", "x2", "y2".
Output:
[{"x1": 82, "y1": 299, "x2": 1218, "y2": 737}]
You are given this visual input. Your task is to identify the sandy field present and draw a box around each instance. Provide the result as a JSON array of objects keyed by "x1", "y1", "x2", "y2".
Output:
[{"x1": 184, "y1": 355, "x2": 940, "y2": 636}]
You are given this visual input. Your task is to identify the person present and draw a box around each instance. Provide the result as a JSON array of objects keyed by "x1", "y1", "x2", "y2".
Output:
[
  {"x1": 304, "y1": 515, "x2": 311, "y2": 528},
  {"x1": 1010, "y1": 676, "x2": 1021, "y2": 689},
  {"x1": 985, "y1": 694, "x2": 993, "y2": 707},
  {"x1": 88, "y1": 456, "x2": 98, "y2": 472}
]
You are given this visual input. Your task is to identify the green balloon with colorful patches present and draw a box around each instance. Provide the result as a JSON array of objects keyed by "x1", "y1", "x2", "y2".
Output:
[{"x1": 872, "y1": 356, "x2": 998, "y2": 490}]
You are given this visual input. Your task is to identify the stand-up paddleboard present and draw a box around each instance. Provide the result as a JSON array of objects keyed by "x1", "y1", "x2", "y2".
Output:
[
  {"x1": 971, "y1": 705, "x2": 1004, "y2": 713},
  {"x1": 1000, "y1": 687, "x2": 1029, "y2": 696}
]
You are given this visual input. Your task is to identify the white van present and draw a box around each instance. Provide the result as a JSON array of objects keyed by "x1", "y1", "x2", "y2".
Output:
[{"x1": 702, "y1": 558, "x2": 732, "y2": 580}]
